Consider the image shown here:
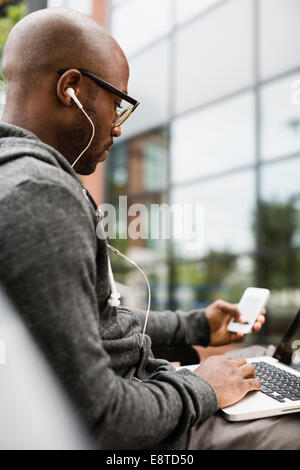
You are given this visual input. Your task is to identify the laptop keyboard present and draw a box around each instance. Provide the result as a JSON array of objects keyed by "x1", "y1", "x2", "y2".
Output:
[{"x1": 254, "y1": 361, "x2": 300, "y2": 403}]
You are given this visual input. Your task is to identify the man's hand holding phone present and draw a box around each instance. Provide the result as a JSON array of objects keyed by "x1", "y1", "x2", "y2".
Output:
[
  {"x1": 227, "y1": 287, "x2": 269, "y2": 335},
  {"x1": 199, "y1": 289, "x2": 269, "y2": 408},
  {"x1": 205, "y1": 294, "x2": 267, "y2": 346}
]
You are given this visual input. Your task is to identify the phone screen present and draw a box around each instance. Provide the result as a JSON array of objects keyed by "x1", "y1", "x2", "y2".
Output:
[{"x1": 231, "y1": 295, "x2": 264, "y2": 325}]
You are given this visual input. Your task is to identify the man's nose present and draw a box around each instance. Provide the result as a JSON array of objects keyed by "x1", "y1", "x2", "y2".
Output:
[{"x1": 111, "y1": 125, "x2": 122, "y2": 138}]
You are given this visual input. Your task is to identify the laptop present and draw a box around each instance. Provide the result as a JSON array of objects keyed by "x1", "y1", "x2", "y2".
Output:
[{"x1": 180, "y1": 310, "x2": 300, "y2": 421}]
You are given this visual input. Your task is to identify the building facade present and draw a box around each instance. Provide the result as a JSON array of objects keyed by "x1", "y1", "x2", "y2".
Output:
[
  {"x1": 107, "y1": 0, "x2": 300, "y2": 344},
  {"x1": 1, "y1": 0, "x2": 300, "y2": 344}
]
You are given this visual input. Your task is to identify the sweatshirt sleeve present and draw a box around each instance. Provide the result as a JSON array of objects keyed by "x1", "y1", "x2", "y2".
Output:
[
  {"x1": 131, "y1": 307, "x2": 211, "y2": 347},
  {"x1": 0, "y1": 180, "x2": 218, "y2": 450}
]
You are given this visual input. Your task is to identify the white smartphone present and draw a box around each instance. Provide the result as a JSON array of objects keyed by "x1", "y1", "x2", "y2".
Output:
[{"x1": 227, "y1": 287, "x2": 270, "y2": 334}]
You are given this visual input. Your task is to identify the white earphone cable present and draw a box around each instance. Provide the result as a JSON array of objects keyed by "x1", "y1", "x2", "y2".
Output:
[
  {"x1": 69, "y1": 94, "x2": 151, "y2": 349},
  {"x1": 71, "y1": 108, "x2": 95, "y2": 169},
  {"x1": 107, "y1": 243, "x2": 151, "y2": 349}
]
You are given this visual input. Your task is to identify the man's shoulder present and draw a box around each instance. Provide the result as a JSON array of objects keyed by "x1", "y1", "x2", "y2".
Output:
[
  {"x1": 0, "y1": 154, "x2": 79, "y2": 199},
  {"x1": 0, "y1": 175, "x2": 98, "y2": 262},
  {"x1": 0, "y1": 158, "x2": 95, "y2": 233}
]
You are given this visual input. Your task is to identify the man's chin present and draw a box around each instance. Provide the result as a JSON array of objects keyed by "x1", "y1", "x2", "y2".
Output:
[
  {"x1": 99, "y1": 149, "x2": 109, "y2": 162},
  {"x1": 76, "y1": 167, "x2": 96, "y2": 176},
  {"x1": 75, "y1": 161, "x2": 98, "y2": 175},
  {"x1": 74, "y1": 151, "x2": 108, "y2": 175}
]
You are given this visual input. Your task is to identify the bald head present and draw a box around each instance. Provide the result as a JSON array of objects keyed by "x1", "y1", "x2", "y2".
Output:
[
  {"x1": 2, "y1": 7, "x2": 128, "y2": 90},
  {"x1": 1, "y1": 8, "x2": 131, "y2": 175}
]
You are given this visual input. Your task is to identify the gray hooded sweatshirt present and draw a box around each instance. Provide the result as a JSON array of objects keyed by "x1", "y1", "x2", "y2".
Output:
[{"x1": 0, "y1": 122, "x2": 218, "y2": 449}]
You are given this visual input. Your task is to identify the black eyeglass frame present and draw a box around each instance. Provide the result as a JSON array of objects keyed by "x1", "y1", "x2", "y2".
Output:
[{"x1": 57, "y1": 68, "x2": 139, "y2": 107}]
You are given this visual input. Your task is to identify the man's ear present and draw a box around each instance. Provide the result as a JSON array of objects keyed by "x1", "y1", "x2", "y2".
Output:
[{"x1": 56, "y1": 69, "x2": 82, "y2": 106}]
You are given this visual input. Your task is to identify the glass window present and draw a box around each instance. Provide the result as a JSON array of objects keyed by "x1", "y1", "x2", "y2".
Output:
[
  {"x1": 101, "y1": 194, "x2": 169, "y2": 267},
  {"x1": 106, "y1": 142, "x2": 129, "y2": 201},
  {"x1": 261, "y1": 74, "x2": 300, "y2": 161},
  {"x1": 120, "y1": 40, "x2": 170, "y2": 140},
  {"x1": 0, "y1": 79, "x2": 5, "y2": 119},
  {"x1": 47, "y1": 0, "x2": 64, "y2": 7},
  {"x1": 106, "y1": 129, "x2": 169, "y2": 263},
  {"x1": 260, "y1": 0, "x2": 300, "y2": 80},
  {"x1": 111, "y1": 0, "x2": 128, "y2": 6},
  {"x1": 175, "y1": 0, "x2": 254, "y2": 114},
  {"x1": 171, "y1": 170, "x2": 256, "y2": 259},
  {"x1": 175, "y1": 0, "x2": 222, "y2": 25},
  {"x1": 259, "y1": 158, "x2": 300, "y2": 342},
  {"x1": 260, "y1": 158, "x2": 300, "y2": 250},
  {"x1": 171, "y1": 93, "x2": 255, "y2": 184},
  {"x1": 257, "y1": 252, "x2": 300, "y2": 344},
  {"x1": 110, "y1": 0, "x2": 172, "y2": 57},
  {"x1": 173, "y1": 255, "x2": 254, "y2": 310},
  {"x1": 48, "y1": 0, "x2": 92, "y2": 14},
  {"x1": 113, "y1": 263, "x2": 169, "y2": 311},
  {"x1": 107, "y1": 128, "x2": 169, "y2": 199},
  {"x1": 128, "y1": 200, "x2": 169, "y2": 261}
]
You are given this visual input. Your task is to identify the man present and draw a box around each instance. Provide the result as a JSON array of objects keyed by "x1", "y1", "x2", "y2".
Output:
[{"x1": 0, "y1": 8, "x2": 298, "y2": 450}]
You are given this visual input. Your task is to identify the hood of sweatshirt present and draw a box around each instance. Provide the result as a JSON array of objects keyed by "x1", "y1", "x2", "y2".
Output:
[
  {"x1": 0, "y1": 121, "x2": 79, "y2": 178},
  {"x1": 0, "y1": 121, "x2": 100, "y2": 212}
]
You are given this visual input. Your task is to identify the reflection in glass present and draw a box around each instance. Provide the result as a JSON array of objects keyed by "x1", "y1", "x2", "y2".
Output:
[
  {"x1": 111, "y1": 0, "x2": 128, "y2": 6},
  {"x1": 171, "y1": 170, "x2": 255, "y2": 259},
  {"x1": 171, "y1": 93, "x2": 255, "y2": 184},
  {"x1": 106, "y1": 129, "x2": 169, "y2": 263},
  {"x1": 119, "y1": 40, "x2": 170, "y2": 140},
  {"x1": 114, "y1": 263, "x2": 169, "y2": 311},
  {"x1": 47, "y1": 0, "x2": 92, "y2": 14},
  {"x1": 0, "y1": 80, "x2": 5, "y2": 118},
  {"x1": 126, "y1": 195, "x2": 169, "y2": 262},
  {"x1": 175, "y1": 0, "x2": 254, "y2": 114},
  {"x1": 110, "y1": 0, "x2": 172, "y2": 57},
  {"x1": 108, "y1": 129, "x2": 168, "y2": 196},
  {"x1": 260, "y1": 0, "x2": 300, "y2": 80},
  {"x1": 258, "y1": 159, "x2": 300, "y2": 343},
  {"x1": 106, "y1": 0, "x2": 300, "y2": 347},
  {"x1": 175, "y1": 0, "x2": 222, "y2": 24},
  {"x1": 257, "y1": 254, "x2": 300, "y2": 344},
  {"x1": 261, "y1": 75, "x2": 300, "y2": 161},
  {"x1": 107, "y1": 142, "x2": 128, "y2": 200},
  {"x1": 173, "y1": 255, "x2": 254, "y2": 310},
  {"x1": 260, "y1": 158, "x2": 300, "y2": 249}
]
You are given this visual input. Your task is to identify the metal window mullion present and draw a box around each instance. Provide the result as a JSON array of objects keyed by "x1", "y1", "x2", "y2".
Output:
[{"x1": 167, "y1": 1, "x2": 177, "y2": 311}]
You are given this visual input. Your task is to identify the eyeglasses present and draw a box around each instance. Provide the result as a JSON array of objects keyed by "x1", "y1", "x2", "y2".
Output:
[{"x1": 57, "y1": 69, "x2": 140, "y2": 127}]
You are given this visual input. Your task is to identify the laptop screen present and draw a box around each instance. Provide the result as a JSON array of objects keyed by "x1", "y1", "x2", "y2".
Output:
[{"x1": 273, "y1": 310, "x2": 300, "y2": 372}]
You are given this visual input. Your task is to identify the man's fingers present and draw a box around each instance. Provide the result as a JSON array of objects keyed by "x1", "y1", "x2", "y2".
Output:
[
  {"x1": 257, "y1": 314, "x2": 266, "y2": 324},
  {"x1": 252, "y1": 314, "x2": 266, "y2": 332},
  {"x1": 216, "y1": 300, "x2": 240, "y2": 318},
  {"x1": 228, "y1": 331, "x2": 244, "y2": 342},
  {"x1": 228, "y1": 332, "x2": 238, "y2": 342},
  {"x1": 236, "y1": 332, "x2": 245, "y2": 341},
  {"x1": 240, "y1": 363, "x2": 256, "y2": 378},
  {"x1": 245, "y1": 378, "x2": 261, "y2": 391},
  {"x1": 222, "y1": 356, "x2": 245, "y2": 362},
  {"x1": 232, "y1": 357, "x2": 247, "y2": 366}
]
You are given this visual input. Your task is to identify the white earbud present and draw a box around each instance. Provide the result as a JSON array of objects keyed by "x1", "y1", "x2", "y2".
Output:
[{"x1": 66, "y1": 87, "x2": 83, "y2": 110}]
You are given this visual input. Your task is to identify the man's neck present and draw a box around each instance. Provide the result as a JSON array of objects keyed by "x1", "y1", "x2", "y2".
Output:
[{"x1": 2, "y1": 109, "x2": 58, "y2": 150}]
